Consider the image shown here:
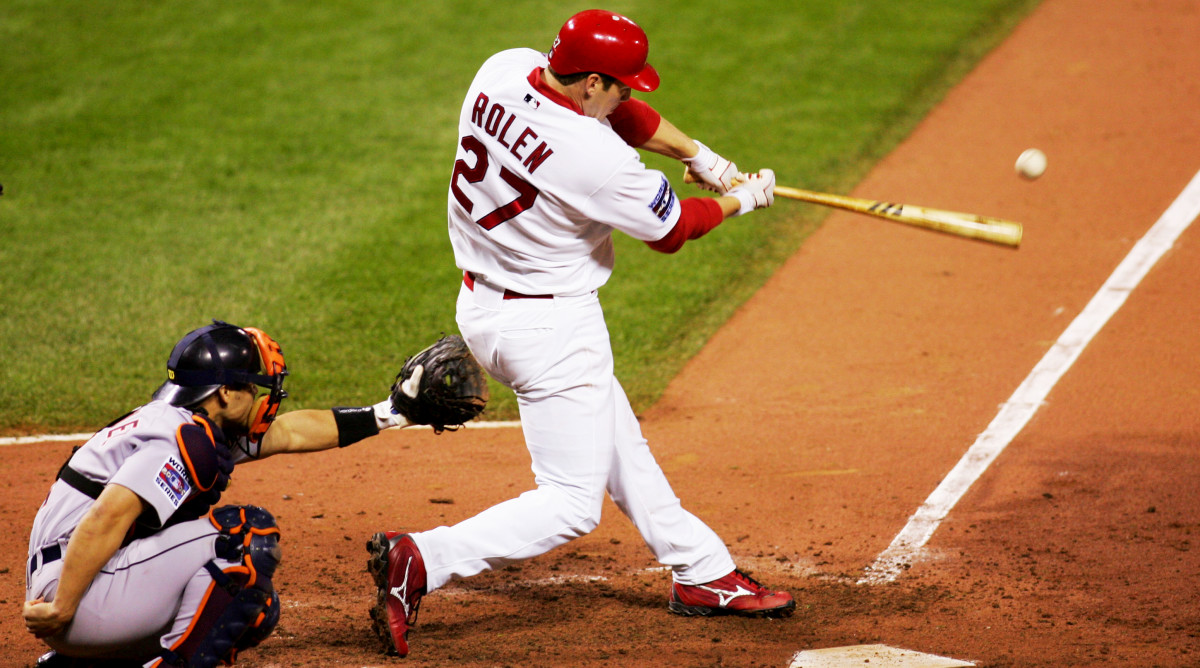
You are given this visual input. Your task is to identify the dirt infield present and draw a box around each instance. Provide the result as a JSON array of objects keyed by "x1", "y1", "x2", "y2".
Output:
[{"x1": 4, "y1": 1, "x2": 1199, "y2": 666}]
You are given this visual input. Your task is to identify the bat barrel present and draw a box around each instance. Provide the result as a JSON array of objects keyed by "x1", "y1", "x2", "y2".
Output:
[
  {"x1": 773, "y1": 186, "x2": 1023, "y2": 248},
  {"x1": 682, "y1": 170, "x2": 1023, "y2": 248}
]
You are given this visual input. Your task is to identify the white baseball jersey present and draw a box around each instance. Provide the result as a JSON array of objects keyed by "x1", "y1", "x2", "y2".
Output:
[{"x1": 447, "y1": 48, "x2": 681, "y2": 297}]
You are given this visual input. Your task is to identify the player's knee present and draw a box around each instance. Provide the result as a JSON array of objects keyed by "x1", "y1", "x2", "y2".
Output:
[
  {"x1": 576, "y1": 512, "x2": 601, "y2": 536},
  {"x1": 210, "y1": 504, "x2": 282, "y2": 584},
  {"x1": 159, "y1": 505, "x2": 283, "y2": 667},
  {"x1": 554, "y1": 488, "x2": 604, "y2": 536}
]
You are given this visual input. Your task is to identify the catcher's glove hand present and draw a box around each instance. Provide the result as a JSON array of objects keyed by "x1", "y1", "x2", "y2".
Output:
[{"x1": 390, "y1": 334, "x2": 489, "y2": 433}]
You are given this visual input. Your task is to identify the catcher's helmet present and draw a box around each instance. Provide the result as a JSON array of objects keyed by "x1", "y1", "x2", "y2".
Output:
[
  {"x1": 152, "y1": 320, "x2": 288, "y2": 441},
  {"x1": 548, "y1": 9, "x2": 659, "y2": 92}
]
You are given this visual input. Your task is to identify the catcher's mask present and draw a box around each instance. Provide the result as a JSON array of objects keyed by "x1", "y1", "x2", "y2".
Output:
[{"x1": 152, "y1": 320, "x2": 288, "y2": 442}]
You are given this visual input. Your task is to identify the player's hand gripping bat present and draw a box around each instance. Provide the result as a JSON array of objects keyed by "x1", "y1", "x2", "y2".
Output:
[{"x1": 685, "y1": 170, "x2": 1023, "y2": 248}]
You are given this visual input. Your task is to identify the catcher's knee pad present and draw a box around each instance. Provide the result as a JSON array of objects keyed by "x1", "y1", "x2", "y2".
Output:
[
  {"x1": 162, "y1": 583, "x2": 280, "y2": 668},
  {"x1": 158, "y1": 505, "x2": 282, "y2": 667},
  {"x1": 210, "y1": 504, "x2": 282, "y2": 583}
]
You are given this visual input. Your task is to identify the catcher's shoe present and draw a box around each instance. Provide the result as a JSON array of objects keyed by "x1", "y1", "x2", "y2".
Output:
[
  {"x1": 366, "y1": 531, "x2": 427, "y2": 657},
  {"x1": 668, "y1": 569, "x2": 795, "y2": 618}
]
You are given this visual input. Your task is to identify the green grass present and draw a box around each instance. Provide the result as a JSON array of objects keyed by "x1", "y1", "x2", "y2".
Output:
[{"x1": 0, "y1": 0, "x2": 1040, "y2": 433}]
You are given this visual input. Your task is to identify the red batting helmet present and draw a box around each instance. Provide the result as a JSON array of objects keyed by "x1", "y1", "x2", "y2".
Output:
[{"x1": 547, "y1": 9, "x2": 660, "y2": 92}]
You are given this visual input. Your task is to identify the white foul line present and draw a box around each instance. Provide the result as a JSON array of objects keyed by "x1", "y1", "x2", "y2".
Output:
[
  {"x1": 0, "y1": 433, "x2": 92, "y2": 446},
  {"x1": 859, "y1": 170, "x2": 1200, "y2": 585},
  {"x1": 0, "y1": 420, "x2": 522, "y2": 447}
]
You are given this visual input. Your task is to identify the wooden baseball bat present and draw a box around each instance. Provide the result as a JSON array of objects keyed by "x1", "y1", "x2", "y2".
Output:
[{"x1": 685, "y1": 170, "x2": 1023, "y2": 248}]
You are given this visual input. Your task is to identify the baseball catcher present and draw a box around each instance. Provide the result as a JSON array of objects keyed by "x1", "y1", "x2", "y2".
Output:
[
  {"x1": 389, "y1": 334, "x2": 489, "y2": 433},
  {"x1": 24, "y1": 322, "x2": 487, "y2": 667}
]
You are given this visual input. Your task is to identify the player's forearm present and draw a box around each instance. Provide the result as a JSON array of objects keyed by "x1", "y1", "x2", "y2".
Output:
[
  {"x1": 257, "y1": 409, "x2": 341, "y2": 456},
  {"x1": 638, "y1": 117, "x2": 699, "y2": 160},
  {"x1": 715, "y1": 195, "x2": 742, "y2": 218},
  {"x1": 258, "y1": 404, "x2": 404, "y2": 457},
  {"x1": 638, "y1": 121, "x2": 741, "y2": 214},
  {"x1": 53, "y1": 485, "x2": 143, "y2": 616}
]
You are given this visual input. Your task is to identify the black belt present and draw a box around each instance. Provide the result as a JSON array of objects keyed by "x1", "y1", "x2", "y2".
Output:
[{"x1": 28, "y1": 543, "x2": 62, "y2": 579}]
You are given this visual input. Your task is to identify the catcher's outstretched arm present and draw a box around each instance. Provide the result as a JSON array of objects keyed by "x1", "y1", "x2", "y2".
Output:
[
  {"x1": 258, "y1": 409, "x2": 345, "y2": 457},
  {"x1": 258, "y1": 335, "x2": 487, "y2": 453},
  {"x1": 258, "y1": 382, "x2": 419, "y2": 458}
]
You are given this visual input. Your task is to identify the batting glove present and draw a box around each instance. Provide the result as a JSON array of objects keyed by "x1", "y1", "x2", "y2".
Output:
[
  {"x1": 728, "y1": 169, "x2": 776, "y2": 216},
  {"x1": 684, "y1": 141, "x2": 739, "y2": 194}
]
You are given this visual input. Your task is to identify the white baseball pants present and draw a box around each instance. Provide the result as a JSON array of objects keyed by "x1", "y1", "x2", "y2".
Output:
[{"x1": 411, "y1": 277, "x2": 735, "y2": 591}]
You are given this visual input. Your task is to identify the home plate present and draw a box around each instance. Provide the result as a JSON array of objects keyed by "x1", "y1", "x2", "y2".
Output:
[{"x1": 789, "y1": 644, "x2": 974, "y2": 667}]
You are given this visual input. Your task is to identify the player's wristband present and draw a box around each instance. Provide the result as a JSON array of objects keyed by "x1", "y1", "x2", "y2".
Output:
[{"x1": 332, "y1": 406, "x2": 380, "y2": 448}]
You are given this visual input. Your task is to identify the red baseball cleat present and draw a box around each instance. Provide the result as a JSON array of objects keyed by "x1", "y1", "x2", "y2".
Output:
[
  {"x1": 669, "y1": 569, "x2": 795, "y2": 618},
  {"x1": 367, "y1": 532, "x2": 427, "y2": 657}
]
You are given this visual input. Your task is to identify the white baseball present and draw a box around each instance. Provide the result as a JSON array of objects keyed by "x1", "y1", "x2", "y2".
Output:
[{"x1": 1015, "y1": 148, "x2": 1047, "y2": 180}]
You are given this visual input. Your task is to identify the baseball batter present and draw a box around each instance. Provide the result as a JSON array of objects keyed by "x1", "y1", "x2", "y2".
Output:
[
  {"x1": 24, "y1": 321, "x2": 433, "y2": 667},
  {"x1": 368, "y1": 10, "x2": 793, "y2": 658}
]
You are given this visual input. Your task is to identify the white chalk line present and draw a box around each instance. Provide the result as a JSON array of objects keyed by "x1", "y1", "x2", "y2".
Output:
[
  {"x1": 0, "y1": 420, "x2": 522, "y2": 447},
  {"x1": 435, "y1": 573, "x2": 611, "y2": 599},
  {"x1": 859, "y1": 170, "x2": 1200, "y2": 585}
]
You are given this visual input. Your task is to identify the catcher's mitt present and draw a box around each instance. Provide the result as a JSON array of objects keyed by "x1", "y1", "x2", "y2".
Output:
[{"x1": 390, "y1": 334, "x2": 489, "y2": 433}]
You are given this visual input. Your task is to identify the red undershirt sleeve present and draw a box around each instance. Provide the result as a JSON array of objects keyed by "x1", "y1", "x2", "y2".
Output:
[
  {"x1": 645, "y1": 198, "x2": 725, "y2": 254},
  {"x1": 608, "y1": 99, "x2": 662, "y2": 147},
  {"x1": 608, "y1": 99, "x2": 719, "y2": 252}
]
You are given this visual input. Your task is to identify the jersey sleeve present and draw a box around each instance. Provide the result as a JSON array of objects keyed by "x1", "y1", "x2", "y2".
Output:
[
  {"x1": 644, "y1": 197, "x2": 725, "y2": 253},
  {"x1": 108, "y1": 446, "x2": 194, "y2": 528},
  {"x1": 578, "y1": 156, "x2": 683, "y2": 243}
]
